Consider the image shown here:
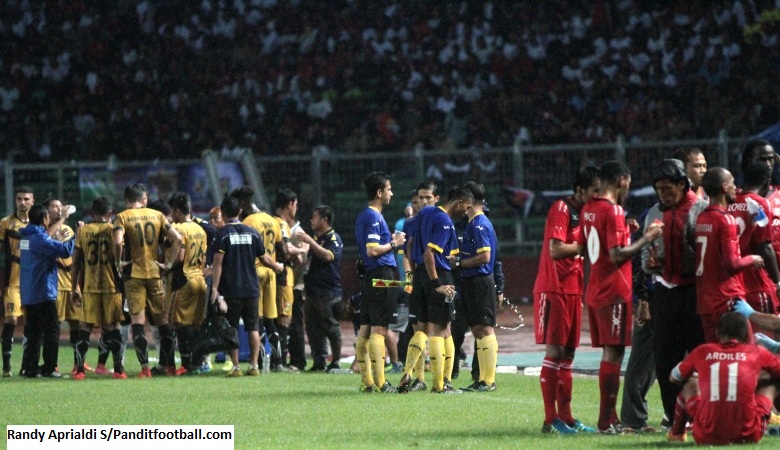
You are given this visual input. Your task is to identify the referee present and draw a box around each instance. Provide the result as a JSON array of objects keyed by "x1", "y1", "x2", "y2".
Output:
[
  {"x1": 355, "y1": 172, "x2": 406, "y2": 393},
  {"x1": 458, "y1": 182, "x2": 498, "y2": 392}
]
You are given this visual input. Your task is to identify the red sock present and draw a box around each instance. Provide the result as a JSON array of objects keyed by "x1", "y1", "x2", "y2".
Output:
[
  {"x1": 597, "y1": 361, "x2": 621, "y2": 430},
  {"x1": 671, "y1": 392, "x2": 688, "y2": 436},
  {"x1": 557, "y1": 358, "x2": 574, "y2": 424},
  {"x1": 540, "y1": 357, "x2": 560, "y2": 425}
]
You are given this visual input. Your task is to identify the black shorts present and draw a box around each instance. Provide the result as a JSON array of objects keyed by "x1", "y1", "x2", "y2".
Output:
[
  {"x1": 462, "y1": 274, "x2": 496, "y2": 327},
  {"x1": 410, "y1": 265, "x2": 454, "y2": 327},
  {"x1": 226, "y1": 296, "x2": 259, "y2": 332},
  {"x1": 362, "y1": 266, "x2": 398, "y2": 327}
]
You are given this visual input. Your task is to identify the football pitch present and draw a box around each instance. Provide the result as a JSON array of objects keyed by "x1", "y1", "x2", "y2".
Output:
[{"x1": 2, "y1": 347, "x2": 778, "y2": 449}]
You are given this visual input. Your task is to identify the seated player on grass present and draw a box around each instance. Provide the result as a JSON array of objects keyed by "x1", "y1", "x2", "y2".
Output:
[{"x1": 668, "y1": 312, "x2": 780, "y2": 444}]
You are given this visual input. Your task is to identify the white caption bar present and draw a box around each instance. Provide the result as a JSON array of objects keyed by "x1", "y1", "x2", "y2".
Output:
[{"x1": 7, "y1": 425, "x2": 234, "y2": 450}]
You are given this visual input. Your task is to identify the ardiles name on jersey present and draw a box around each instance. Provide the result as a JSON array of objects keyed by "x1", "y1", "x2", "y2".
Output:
[
  {"x1": 695, "y1": 223, "x2": 713, "y2": 233},
  {"x1": 705, "y1": 352, "x2": 747, "y2": 361}
]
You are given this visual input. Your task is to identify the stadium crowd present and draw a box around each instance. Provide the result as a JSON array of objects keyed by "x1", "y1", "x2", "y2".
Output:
[{"x1": 1, "y1": 0, "x2": 780, "y2": 162}]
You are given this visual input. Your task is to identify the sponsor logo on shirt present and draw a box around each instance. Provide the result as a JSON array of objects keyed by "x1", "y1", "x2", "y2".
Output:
[
  {"x1": 19, "y1": 240, "x2": 29, "y2": 250},
  {"x1": 368, "y1": 234, "x2": 380, "y2": 240},
  {"x1": 229, "y1": 234, "x2": 253, "y2": 245}
]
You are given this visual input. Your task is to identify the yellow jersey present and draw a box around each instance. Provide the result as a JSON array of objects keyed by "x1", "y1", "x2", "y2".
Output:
[
  {"x1": 0, "y1": 214, "x2": 28, "y2": 288},
  {"x1": 113, "y1": 207, "x2": 169, "y2": 279},
  {"x1": 173, "y1": 221, "x2": 207, "y2": 278},
  {"x1": 243, "y1": 211, "x2": 281, "y2": 267},
  {"x1": 55, "y1": 224, "x2": 74, "y2": 291},
  {"x1": 75, "y1": 222, "x2": 117, "y2": 293}
]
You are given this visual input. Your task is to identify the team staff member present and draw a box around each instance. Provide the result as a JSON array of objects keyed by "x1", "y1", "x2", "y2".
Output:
[
  {"x1": 355, "y1": 172, "x2": 406, "y2": 393},
  {"x1": 458, "y1": 182, "x2": 498, "y2": 393},
  {"x1": 70, "y1": 197, "x2": 126, "y2": 379},
  {"x1": 668, "y1": 312, "x2": 780, "y2": 444},
  {"x1": 579, "y1": 161, "x2": 663, "y2": 433},
  {"x1": 167, "y1": 192, "x2": 209, "y2": 375},
  {"x1": 212, "y1": 195, "x2": 282, "y2": 377},
  {"x1": 695, "y1": 168, "x2": 763, "y2": 343},
  {"x1": 400, "y1": 186, "x2": 473, "y2": 394},
  {"x1": 674, "y1": 147, "x2": 708, "y2": 200},
  {"x1": 534, "y1": 166, "x2": 600, "y2": 434},
  {"x1": 44, "y1": 198, "x2": 85, "y2": 375},
  {"x1": 112, "y1": 183, "x2": 182, "y2": 378},
  {"x1": 19, "y1": 204, "x2": 74, "y2": 378},
  {"x1": 643, "y1": 159, "x2": 707, "y2": 429},
  {"x1": 295, "y1": 205, "x2": 344, "y2": 372},
  {"x1": 232, "y1": 187, "x2": 288, "y2": 370},
  {"x1": 0, "y1": 186, "x2": 34, "y2": 377}
]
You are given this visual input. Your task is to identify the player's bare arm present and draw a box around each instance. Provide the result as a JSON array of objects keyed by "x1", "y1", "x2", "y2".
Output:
[
  {"x1": 294, "y1": 230, "x2": 333, "y2": 262},
  {"x1": 424, "y1": 246, "x2": 453, "y2": 298},
  {"x1": 609, "y1": 222, "x2": 663, "y2": 266},
  {"x1": 549, "y1": 238, "x2": 580, "y2": 260}
]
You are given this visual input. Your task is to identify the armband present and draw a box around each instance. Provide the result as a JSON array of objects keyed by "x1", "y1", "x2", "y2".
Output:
[{"x1": 430, "y1": 278, "x2": 442, "y2": 289}]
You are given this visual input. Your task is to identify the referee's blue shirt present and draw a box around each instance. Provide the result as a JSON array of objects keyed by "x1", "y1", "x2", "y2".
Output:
[
  {"x1": 355, "y1": 206, "x2": 396, "y2": 270},
  {"x1": 412, "y1": 206, "x2": 459, "y2": 270},
  {"x1": 460, "y1": 212, "x2": 497, "y2": 278}
]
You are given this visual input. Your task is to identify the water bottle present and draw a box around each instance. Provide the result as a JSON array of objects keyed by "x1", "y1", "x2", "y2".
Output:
[
  {"x1": 262, "y1": 352, "x2": 271, "y2": 374},
  {"x1": 746, "y1": 197, "x2": 769, "y2": 227}
]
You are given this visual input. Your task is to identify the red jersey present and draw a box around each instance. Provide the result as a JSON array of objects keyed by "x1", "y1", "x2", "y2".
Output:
[
  {"x1": 578, "y1": 197, "x2": 631, "y2": 308},
  {"x1": 728, "y1": 192, "x2": 774, "y2": 296},
  {"x1": 676, "y1": 341, "x2": 780, "y2": 445},
  {"x1": 766, "y1": 186, "x2": 780, "y2": 263},
  {"x1": 534, "y1": 198, "x2": 583, "y2": 295},
  {"x1": 694, "y1": 205, "x2": 752, "y2": 315}
]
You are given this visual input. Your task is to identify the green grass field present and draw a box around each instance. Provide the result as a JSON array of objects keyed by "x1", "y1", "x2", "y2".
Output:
[{"x1": 2, "y1": 347, "x2": 779, "y2": 449}]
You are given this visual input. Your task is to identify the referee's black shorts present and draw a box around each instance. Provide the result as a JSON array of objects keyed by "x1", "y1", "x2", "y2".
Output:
[
  {"x1": 361, "y1": 266, "x2": 398, "y2": 327},
  {"x1": 410, "y1": 265, "x2": 454, "y2": 327},
  {"x1": 462, "y1": 274, "x2": 496, "y2": 327}
]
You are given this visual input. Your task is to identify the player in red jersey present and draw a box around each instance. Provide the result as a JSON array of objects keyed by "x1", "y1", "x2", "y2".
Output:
[
  {"x1": 667, "y1": 312, "x2": 780, "y2": 444},
  {"x1": 578, "y1": 161, "x2": 663, "y2": 434},
  {"x1": 534, "y1": 165, "x2": 601, "y2": 434},
  {"x1": 695, "y1": 168, "x2": 764, "y2": 343},
  {"x1": 729, "y1": 162, "x2": 780, "y2": 325},
  {"x1": 742, "y1": 140, "x2": 780, "y2": 265}
]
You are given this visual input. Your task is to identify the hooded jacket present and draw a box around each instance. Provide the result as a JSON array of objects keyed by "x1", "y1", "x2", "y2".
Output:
[{"x1": 20, "y1": 223, "x2": 74, "y2": 305}]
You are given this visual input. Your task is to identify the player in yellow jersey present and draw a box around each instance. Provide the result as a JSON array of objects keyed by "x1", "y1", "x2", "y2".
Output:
[
  {"x1": 112, "y1": 183, "x2": 182, "y2": 378},
  {"x1": 43, "y1": 197, "x2": 88, "y2": 376},
  {"x1": 1, "y1": 186, "x2": 34, "y2": 377},
  {"x1": 231, "y1": 187, "x2": 289, "y2": 370},
  {"x1": 274, "y1": 189, "x2": 307, "y2": 371},
  {"x1": 70, "y1": 197, "x2": 126, "y2": 380},
  {"x1": 167, "y1": 192, "x2": 208, "y2": 375}
]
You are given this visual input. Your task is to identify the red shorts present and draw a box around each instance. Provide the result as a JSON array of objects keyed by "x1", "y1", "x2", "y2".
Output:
[
  {"x1": 587, "y1": 302, "x2": 632, "y2": 348},
  {"x1": 534, "y1": 292, "x2": 581, "y2": 348},
  {"x1": 688, "y1": 394, "x2": 772, "y2": 445},
  {"x1": 700, "y1": 313, "x2": 755, "y2": 344},
  {"x1": 745, "y1": 291, "x2": 778, "y2": 314}
]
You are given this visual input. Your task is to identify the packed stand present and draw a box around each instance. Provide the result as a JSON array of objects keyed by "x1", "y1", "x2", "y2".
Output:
[{"x1": 1, "y1": 0, "x2": 779, "y2": 163}]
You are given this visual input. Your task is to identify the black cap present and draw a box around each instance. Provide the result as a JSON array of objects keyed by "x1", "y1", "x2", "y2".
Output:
[{"x1": 653, "y1": 158, "x2": 690, "y2": 190}]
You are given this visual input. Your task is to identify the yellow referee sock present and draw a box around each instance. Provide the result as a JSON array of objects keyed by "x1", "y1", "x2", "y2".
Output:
[
  {"x1": 478, "y1": 334, "x2": 498, "y2": 385},
  {"x1": 356, "y1": 336, "x2": 373, "y2": 388},
  {"x1": 369, "y1": 333, "x2": 386, "y2": 388},
  {"x1": 429, "y1": 336, "x2": 445, "y2": 391},
  {"x1": 404, "y1": 331, "x2": 427, "y2": 380},
  {"x1": 444, "y1": 335, "x2": 455, "y2": 381},
  {"x1": 415, "y1": 351, "x2": 425, "y2": 381}
]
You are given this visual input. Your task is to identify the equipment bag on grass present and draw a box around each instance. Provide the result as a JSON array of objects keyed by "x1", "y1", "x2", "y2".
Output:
[{"x1": 191, "y1": 303, "x2": 239, "y2": 355}]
